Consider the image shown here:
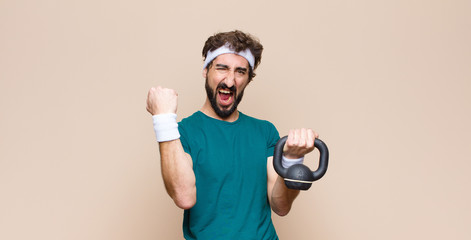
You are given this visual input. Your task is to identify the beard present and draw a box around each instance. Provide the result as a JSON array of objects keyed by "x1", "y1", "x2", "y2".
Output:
[{"x1": 205, "y1": 77, "x2": 245, "y2": 119}]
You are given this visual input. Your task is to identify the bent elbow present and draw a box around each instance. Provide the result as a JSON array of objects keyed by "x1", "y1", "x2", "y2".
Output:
[
  {"x1": 175, "y1": 197, "x2": 196, "y2": 210},
  {"x1": 173, "y1": 188, "x2": 197, "y2": 210},
  {"x1": 273, "y1": 206, "x2": 291, "y2": 217}
]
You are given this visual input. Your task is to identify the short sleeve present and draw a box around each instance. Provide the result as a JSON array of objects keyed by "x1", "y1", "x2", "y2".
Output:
[
  {"x1": 265, "y1": 121, "x2": 280, "y2": 158},
  {"x1": 178, "y1": 122, "x2": 191, "y2": 155}
]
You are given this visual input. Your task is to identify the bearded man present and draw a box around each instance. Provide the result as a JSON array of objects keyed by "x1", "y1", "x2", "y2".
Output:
[{"x1": 146, "y1": 30, "x2": 319, "y2": 240}]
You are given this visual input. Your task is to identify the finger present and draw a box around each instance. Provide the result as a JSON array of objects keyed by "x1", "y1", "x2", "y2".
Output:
[
  {"x1": 293, "y1": 129, "x2": 300, "y2": 145},
  {"x1": 306, "y1": 129, "x2": 315, "y2": 148},
  {"x1": 299, "y1": 128, "x2": 307, "y2": 147},
  {"x1": 287, "y1": 129, "x2": 294, "y2": 146},
  {"x1": 284, "y1": 130, "x2": 294, "y2": 151}
]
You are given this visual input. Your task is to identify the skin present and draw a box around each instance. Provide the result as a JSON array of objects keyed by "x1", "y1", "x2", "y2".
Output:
[
  {"x1": 146, "y1": 53, "x2": 319, "y2": 215},
  {"x1": 201, "y1": 54, "x2": 249, "y2": 122}
]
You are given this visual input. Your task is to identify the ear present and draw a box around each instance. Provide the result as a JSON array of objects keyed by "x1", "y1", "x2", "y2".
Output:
[{"x1": 202, "y1": 68, "x2": 208, "y2": 78}]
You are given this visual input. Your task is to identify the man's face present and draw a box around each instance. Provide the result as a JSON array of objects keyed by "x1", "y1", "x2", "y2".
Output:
[{"x1": 203, "y1": 53, "x2": 251, "y2": 119}]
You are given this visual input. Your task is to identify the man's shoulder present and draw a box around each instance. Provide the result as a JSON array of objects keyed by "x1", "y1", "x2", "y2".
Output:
[
  {"x1": 179, "y1": 111, "x2": 203, "y2": 124},
  {"x1": 239, "y1": 112, "x2": 278, "y2": 133},
  {"x1": 240, "y1": 112, "x2": 274, "y2": 125},
  {"x1": 179, "y1": 111, "x2": 277, "y2": 131}
]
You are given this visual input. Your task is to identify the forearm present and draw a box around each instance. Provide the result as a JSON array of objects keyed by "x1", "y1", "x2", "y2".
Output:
[
  {"x1": 159, "y1": 139, "x2": 196, "y2": 209},
  {"x1": 270, "y1": 176, "x2": 300, "y2": 216}
]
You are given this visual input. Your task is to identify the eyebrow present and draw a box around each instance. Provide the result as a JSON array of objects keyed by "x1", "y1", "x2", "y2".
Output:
[
  {"x1": 215, "y1": 64, "x2": 247, "y2": 72},
  {"x1": 235, "y1": 67, "x2": 248, "y2": 72},
  {"x1": 214, "y1": 64, "x2": 248, "y2": 75},
  {"x1": 215, "y1": 64, "x2": 229, "y2": 69}
]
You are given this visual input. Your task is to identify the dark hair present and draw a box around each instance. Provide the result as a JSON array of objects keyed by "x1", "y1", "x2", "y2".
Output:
[{"x1": 202, "y1": 30, "x2": 263, "y2": 80}]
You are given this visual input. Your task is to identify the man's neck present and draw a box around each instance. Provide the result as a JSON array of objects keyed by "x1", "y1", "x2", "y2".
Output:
[{"x1": 200, "y1": 99, "x2": 239, "y2": 122}]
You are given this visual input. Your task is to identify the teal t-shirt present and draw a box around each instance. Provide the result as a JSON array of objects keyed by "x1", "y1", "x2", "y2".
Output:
[{"x1": 178, "y1": 111, "x2": 280, "y2": 240}]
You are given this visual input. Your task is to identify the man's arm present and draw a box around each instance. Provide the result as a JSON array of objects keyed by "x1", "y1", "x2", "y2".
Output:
[
  {"x1": 159, "y1": 140, "x2": 196, "y2": 209},
  {"x1": 267, "y1": 156, "x2": 300, "y2": 216},
  {"x1": 267, "y1": 128, "x2": 318, "y2": 216},
  {"x1": 147, "y1": 86, "x2": 196, "y2": 210}
]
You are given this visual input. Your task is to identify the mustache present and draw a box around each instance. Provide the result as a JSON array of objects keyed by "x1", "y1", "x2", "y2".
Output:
[{"x1": 217, "y1": 82, "x2": 236, "y2": 93}]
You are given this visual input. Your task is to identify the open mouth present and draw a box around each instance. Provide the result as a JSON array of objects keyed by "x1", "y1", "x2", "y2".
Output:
[{"x1": 218, "y1": 89, "x2": 234, "y2": 106}]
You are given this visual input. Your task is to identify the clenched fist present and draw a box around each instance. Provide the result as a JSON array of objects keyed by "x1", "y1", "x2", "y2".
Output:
[
  {"x1": 283, "y1": 128, "x2": 319, "y2": 159},
  {"x1": 146, "y1": 86, "x2": 178, "y2": 115}
]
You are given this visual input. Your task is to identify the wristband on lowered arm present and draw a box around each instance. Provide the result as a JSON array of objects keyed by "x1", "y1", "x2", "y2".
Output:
[
  {"x1": 282, "y1": 155, "x2": 305, "y2": 168},
  {"x1": 152, "y1": 113, "x2": 180, "y2": 142}
]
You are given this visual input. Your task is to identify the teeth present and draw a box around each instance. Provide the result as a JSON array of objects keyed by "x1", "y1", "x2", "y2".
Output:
[{"x1": 219, "y1": 89, "x2": 231, "y2": 94}]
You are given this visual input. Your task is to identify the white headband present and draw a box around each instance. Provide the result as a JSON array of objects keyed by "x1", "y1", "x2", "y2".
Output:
[{"x1": 203, "y1": 43, "x2": 255, "y2": 70}]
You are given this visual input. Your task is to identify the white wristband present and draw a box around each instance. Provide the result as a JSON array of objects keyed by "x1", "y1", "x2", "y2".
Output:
[
  {"x1": 152, "y1": 113, "x2": 180, "y2": 142},
  {"x1": 282, "y1": 155, "x2": 305, "y2": 168}
]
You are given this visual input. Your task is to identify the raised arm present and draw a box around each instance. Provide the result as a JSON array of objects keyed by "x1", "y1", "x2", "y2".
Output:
[
  {"x1": 147, "y1": 86, "x2": 196, "y2": 209},
  {"x1": 267, "y1": 128, "x2": 318, "y2": 216}
]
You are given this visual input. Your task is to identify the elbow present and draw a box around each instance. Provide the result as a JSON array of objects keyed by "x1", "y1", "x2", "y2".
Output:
[
  {"x1": 273, "y1": 207, "x2": 291, "y2": 217},
  {"x1": 175, "y1": 197, "x2": 196, "y2": 210},
  {"x1": 270, "y1": 196, "x2": 294, "y2": 216},
  {"x1": 173, "y1": 188, "x2": 197, "y2": 210},
  {"x1": 271, "y1": 201, "x2": 292, "y2": 216}
]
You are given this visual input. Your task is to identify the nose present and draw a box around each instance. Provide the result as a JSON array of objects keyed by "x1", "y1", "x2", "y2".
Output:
[{"x1": 223, "y1": 70, "x2": 235, "y2": 88}]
